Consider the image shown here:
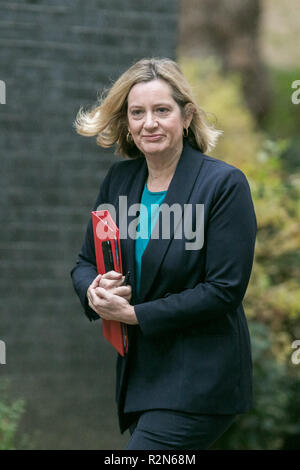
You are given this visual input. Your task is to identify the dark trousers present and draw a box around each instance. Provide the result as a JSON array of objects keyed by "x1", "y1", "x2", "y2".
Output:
[{"x1": 125, "y1": 409, "x2": 236, "y2": 450}]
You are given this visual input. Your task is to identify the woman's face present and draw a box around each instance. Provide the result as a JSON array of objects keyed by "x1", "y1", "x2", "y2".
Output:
[{"x1": 127, "y1": 79, "x2": 190, "y2": 159}]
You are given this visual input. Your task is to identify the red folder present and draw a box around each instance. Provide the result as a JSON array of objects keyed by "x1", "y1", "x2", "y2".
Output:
[{"x1": 92, "y1": 210, "x2": 128, "y2": 356}]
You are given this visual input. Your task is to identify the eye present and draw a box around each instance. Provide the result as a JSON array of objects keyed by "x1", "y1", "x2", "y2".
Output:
[
  {"x1": 130, "y1": 109, "x2": 143, "y2": 118},
  {"x1": 156, "y1": 107, "x2": 169, "y2": 114}
]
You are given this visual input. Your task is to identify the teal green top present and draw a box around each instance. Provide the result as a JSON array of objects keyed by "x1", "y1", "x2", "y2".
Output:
[{"x1": 135, "y1": 183, "x2": 167, "y2": 298}]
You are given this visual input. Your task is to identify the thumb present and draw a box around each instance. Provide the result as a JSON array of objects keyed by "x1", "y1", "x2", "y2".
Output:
[{"x1": 90, "y1": 274, "x2": 102, "y2": 289}]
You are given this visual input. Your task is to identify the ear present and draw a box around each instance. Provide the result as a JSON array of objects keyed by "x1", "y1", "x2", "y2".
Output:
[{"x1": 183, "y1": 103, "x2": 194, "y2": 129}]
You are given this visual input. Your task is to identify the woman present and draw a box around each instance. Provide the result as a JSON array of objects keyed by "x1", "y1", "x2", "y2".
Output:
[{"x1": 71, "y1": 58, "x2": 257, "y2": 450}]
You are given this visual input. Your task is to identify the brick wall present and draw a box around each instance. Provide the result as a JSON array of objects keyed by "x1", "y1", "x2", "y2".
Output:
[{"x1": 0, "y1": 0, "x2": 179, "y2": 449}]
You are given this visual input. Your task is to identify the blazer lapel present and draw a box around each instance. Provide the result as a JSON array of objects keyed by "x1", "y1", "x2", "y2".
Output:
[
  {"x1": 117, "y1": 157, "x2": 148, "y2": 304},
  {"x1": 138, "y1": 144, "x2": 205, "y2": 302}
]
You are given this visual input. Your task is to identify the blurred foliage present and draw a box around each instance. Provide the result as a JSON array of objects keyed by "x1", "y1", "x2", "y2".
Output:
[
  {"x1": 0, "y1": 380, "x2": 26, "y2": 450},
  {"x1": 180, "y1": 57, "x2": 300, "y2": 449},
  {"x1": 213, "y1": 322, "x2": 300, "y2": 449}
]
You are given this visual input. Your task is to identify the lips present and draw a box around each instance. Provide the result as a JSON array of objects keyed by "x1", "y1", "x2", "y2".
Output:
[{"x1": 142, "y1": 134, "x2": 164, "y2": 141}]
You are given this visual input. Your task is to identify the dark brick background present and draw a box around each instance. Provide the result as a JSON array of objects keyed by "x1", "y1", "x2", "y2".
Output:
[{"x1": 0, "y1": 0, "x2": 179, "y2": 449}]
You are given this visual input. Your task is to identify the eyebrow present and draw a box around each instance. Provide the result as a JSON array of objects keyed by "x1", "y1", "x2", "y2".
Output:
[{"x1": 128, "y1": 102, "x2": 172, "y2": 109}]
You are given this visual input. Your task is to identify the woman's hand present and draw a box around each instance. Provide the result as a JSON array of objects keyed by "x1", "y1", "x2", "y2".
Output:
[
  {"x1": 86, "y1": 272, "x2": 137, "y2": 325},
  {"x1": 98, "y1": 270, "x2": 132, "y2": 303}
]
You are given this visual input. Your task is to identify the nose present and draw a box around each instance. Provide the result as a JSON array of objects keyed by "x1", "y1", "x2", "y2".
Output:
[{"x1": 144, "y1": 111, "x2": 158, "y2": 130}]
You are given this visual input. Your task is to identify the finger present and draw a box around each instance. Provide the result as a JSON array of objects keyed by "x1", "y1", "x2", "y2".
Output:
[
  {"x1": 88, "y1": 287, "x2": 101, "y2": 306},
  {"x1": 90, "y1": 274, "x2": 102, "y2": 289},
  {"x1": 95, "y1": 286, "x2": 112, "y2": 300},
  {"x1": 102, "y1": 270, "x2": 122, "y2": 280},
  {"x1": 86, "y1": 288, "x2": 94, "y2": 307},
  {"x1": 100, "y1": 277, "x2": 124, "y2": 290},
  {"x1": 113, "y1": 286, "x2": 131, "y2": 297},
  {"x1": 87, "y1": 293, "x2": 93, "y2": 309},
  {"x1": 87, "y1": 294, "x2": 99, "y2": 314},
  {"x1": 88, "y1": 288, "x2": 109, "y2": 315}
]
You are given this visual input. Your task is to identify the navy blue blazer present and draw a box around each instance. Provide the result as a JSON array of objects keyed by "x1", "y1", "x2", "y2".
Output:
[{"x1": 71, "y1": 143, "x2": 257, "y2": 433}]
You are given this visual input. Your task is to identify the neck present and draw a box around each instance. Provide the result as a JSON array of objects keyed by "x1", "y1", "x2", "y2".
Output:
[{"x1": 145, "y1": 145, "x2": 183, "y2": 191}]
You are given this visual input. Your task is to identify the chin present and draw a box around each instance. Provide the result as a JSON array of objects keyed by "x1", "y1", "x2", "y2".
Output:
[{"x1": 141, "y1": 142, "x2": 168, "y2": 156}]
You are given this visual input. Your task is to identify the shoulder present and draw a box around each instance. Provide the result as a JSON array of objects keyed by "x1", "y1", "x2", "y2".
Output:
[
  {"x1": 203, "y1": 153, "x2": 246, "y2": 181},
  {"x1": 198, "y1": 154, "x2": 254, "y2": 215},
  {"x1": 187, "y1": 145, "x2": 250, "y2": 189},
  {"x1": 107, "y1": 156, "x2": 145, "y2": 181},
  {"x1": 206, "y1": 155, "x2": 249, "y2": 192},
  {"x1": 100, "y1": 156, "x2": 144, "y2": 185},
  {"x1": 94, "y1": 156, "x2": 145, "y2": 207},
  {"x1": 111, "y1": 156, "x2": 145, "y2": 172},
  {"x1": 97, "y1": 156, "x2": 145, "y2": 201}
]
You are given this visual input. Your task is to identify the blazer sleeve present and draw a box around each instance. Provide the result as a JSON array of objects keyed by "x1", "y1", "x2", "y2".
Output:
[
  {"x1": 134, "y1": 168, "x2": 257, "y2": 336},
  {"x1": 70, "y1": 163, "x2": 117, "y2": 321}
]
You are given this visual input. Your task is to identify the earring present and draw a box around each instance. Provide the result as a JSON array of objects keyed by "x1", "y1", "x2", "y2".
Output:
[
  {"x1": 183, "y1": 128, "x2": 189, "y2": 138},
  {"x1": 126, "y1": 131, "x2": 133, "y2": 143}
]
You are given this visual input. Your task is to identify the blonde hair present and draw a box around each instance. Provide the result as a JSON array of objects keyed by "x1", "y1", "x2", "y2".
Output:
[{"x1": 74, "y1": 57, "x2": 222, "y2": 158}]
